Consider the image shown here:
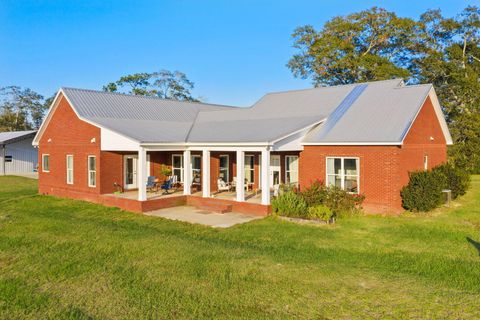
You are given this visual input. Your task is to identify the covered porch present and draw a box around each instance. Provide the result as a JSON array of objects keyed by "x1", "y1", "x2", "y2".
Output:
[{"x1": 103, "y1": 145, "x2": 300, "y2": 215}]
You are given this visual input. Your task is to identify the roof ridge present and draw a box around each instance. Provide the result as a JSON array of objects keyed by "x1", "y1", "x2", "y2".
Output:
[
  {"x1": 60, "y1": 87, "x2": 238, "y2": 109},
  {"x1": 263, "y1": 78, "x2": 404, "y2": 96},
  {"x1": 394, "y1": 83, "x2": 432, "y2": 89}
]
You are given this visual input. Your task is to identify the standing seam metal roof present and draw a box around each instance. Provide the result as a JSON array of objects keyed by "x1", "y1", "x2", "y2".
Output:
[{"x1": 59, "y1": 79, "x2": 438, "y2": 144}]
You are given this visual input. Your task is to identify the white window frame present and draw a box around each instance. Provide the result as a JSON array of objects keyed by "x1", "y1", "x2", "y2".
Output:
[
  {"x1": 285, "y1": 155, "x2": 299, "y2": 185},
  {"x1": 172, "y1": 154, "x2": 184, "y2": 182},
  {"x1": 245, "y1": 155, "x2": 255, "y2": 183},
  {"x1": 326, "y1": 157, "x2": 360, "y2": 194},
  {"x1": 219, "y1": 154, "x2": 229, "y2": 182},
  {"x1": 88, "y1": 156, "x2": 96, "y2": 188},
  {"x1": 191, "y1": 154, "x2": 202, "y2": 184},
  {"x1": 42, "y1": 154, "x2": 50, "y2": 172},
  {"x1": 424, "y1": 155, "x2": 428, "y2": 171},
  {"x1": 66, "y1": 154, "x2": 74, "y2": 184}
]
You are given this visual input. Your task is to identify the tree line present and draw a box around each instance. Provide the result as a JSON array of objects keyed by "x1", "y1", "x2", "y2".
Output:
[
  {"x1": 1, "y1": 6, "x2": 478, "y2": 172},
  {"x1": 288, "y1": 6, "x2": 480, "y2": 173}
]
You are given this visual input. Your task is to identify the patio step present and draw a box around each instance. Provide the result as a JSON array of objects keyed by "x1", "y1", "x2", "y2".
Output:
[{"x1": 195, "y1": 203, "x2": 233, "y2": 214}]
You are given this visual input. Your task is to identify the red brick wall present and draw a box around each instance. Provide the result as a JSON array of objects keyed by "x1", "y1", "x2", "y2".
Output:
[
  {"x1": 398, "y1": 97, "x2": 447, "y2": 187},
  {"x1": 298, "y1": 97, "x2": 448, "y2": 214},
  {"x1": 38, "y1": 95, "x2": 102, "y2": 196},
  {"x1": 299, "y1": 145, "x2": 401, "y2": 213}
]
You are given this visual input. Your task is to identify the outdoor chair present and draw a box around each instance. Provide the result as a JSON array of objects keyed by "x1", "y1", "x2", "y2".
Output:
[
  {"x1": 217, "y1": 178, "x2": 232, "y2": 193},
  {"x1": 146, "y1": 176, "x2": 159, "y2": 193},
  {"x1": 161, "y1": 179, "x2": 173, "y2": 194}
]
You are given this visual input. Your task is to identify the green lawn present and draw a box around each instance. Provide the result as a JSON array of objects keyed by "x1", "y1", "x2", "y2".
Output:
[{"x1": 0, "y1": 176, "x2": 479, "y2": 319}]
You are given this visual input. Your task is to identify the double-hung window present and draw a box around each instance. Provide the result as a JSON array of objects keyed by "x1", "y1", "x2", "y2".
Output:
[
  {"x1": 88, "y1": 156, "x2": 96, "y2": 187},
  {"x1": 172, "y1": 154, "x2": 183, "y2": 182},
  {"x1": 326, "y1": 157, "x2": 359, "y2": 194},
  {"x1": 42, "y1": 154, "x2": 50, "y2": 172},
  {"x1": 219, "y1": 155, "x2": 229, "y2": 182},
  {"x1": 191, "y1": 155, "x2": 201, "y2": 184},
  {"x1": 244, "y1": 155, "x2": 255, "y2": 183},
  {"x1": 285, "y1": 156, "x2": 299, "y2": 185},
  {"x1": 66, "y1": 155, "x2": 74, "y2": 184}
]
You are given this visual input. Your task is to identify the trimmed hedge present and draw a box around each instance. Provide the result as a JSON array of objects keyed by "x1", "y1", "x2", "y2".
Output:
[{"x1": 401, "y1": 162, "x2": 470, "y2": 212}]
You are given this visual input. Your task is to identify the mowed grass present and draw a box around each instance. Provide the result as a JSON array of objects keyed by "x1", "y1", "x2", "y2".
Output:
[{"x1": 0, "y1": 176, "x2": 479, "y2": 319}]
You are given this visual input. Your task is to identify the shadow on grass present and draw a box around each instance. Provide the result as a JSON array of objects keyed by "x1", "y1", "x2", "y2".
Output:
[{"x1": 467, "y1": 237, "x2": 480, "y2": 256}]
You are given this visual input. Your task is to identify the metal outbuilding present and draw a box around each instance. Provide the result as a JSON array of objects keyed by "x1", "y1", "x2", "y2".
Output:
[{"x1": 0, "y1": 130, "x2": 38, "y2": 175}]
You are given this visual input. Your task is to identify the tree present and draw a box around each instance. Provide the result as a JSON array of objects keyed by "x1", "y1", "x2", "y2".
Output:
[
  {"x1": 103, "y1": 69, "x2": 197, "y2": 101},
  {"x1": 0, "y1": 86, "x2": 49, "y2": 132},
  {"x1": 288, "y1": 7, "x2": 418, "y2": 86},
  {"x1": 288, "y1": 6, "x2": 480, "y2": 173}
]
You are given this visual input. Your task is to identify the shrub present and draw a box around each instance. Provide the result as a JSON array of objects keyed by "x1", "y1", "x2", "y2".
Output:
[
  {"x1": 307, "y1": 205, "x2": 334, "y2": 222},
  {"x1": 301, "y1": 180, "x2": 327, "y2": 206},
  {"x1": 432, "y1": 163, "x2": 470, "y2": 199},
  {"x1": 323, "y1": 186, "x2": 364, "y2": 216},
  {"x1": 401, "y1": 170, "x2": 447, "y2": 212},
  {"x1": 271, "y1": 191, "x2": 308, "y2": 218}
]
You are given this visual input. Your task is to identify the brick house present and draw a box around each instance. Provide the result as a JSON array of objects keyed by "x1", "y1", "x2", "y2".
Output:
[{"x1": 32, "y1": 79, "x2": 452, "y2": 215}]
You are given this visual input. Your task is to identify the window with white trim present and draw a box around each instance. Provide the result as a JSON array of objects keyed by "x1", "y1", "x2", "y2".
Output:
[
  {"x1": 66, "y1": 155, "x2": 74, "y2": 184},
  {"x1": 172, "y1": 154, "x2": 183, "y2": 182},
  {"x1": 285, "y1": 156, "x2": 299, "y2": 185},
  {"x1": 88, "y1": 156, "x2": 96, "y2": 187},
  {"x1": 244, "y1": 155, "x2": 255, "y2": 183},
  {"x1": 42, "y1": 154, "x2": 50, "y2": 172},
  {"x1": 219, "y1": 155, "x2": 229, "y2": 182},
  {"x1": 191, "y1": 155, "x2": 201, "y2": 184},
  {"x1": 326, "y1": 157, "x2": 359, "y2": 194}
]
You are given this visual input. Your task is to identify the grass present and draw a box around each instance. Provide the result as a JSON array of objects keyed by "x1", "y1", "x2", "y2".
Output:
[{"x1": 0, "y1": 176, "x2": 479, "y2": 319}]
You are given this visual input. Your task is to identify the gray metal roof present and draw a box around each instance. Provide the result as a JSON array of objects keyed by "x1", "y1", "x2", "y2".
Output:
[
  {"x1": 0, "y1": 130, "x2": 37, "y2": 144},
  {"x1": 59, "y1": 79, "x2": 438, "y2": 145},
  {"x1": 61, "y1": 87, "x2": 235, "y2": 142},
  {"x1": 303, "y1": 82, "x2": 432, "y2": 144}
]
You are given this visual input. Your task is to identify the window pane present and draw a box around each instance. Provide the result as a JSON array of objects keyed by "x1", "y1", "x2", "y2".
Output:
[
  {"x1": 327, "y1": 158, "x2": 341, "y2": 175},
  {"x1": 219, "y1": 156, "x2": 228, "y2": 168},
  {"x1": 89, "y1": 157, "x2": 96, "y2": 171},
  {"x1": 244, "y1": 155, "x2": 254, "y2": 183},
  {"x1": 345, "y1": 176, "x2": 358, "y2": 193},
  {"x1": 344, "y1": 158, "x2": 357, "y2": 175},
  {"x1": 192, "y1": 156, "x2": 201, "y2": 170},
  {"x1": 173, "y1": 155, "x2": 182, "y2": 168},
  {"x1": 43, "y1": 155, "x2": 50, "y2": 171},
  {"x1": 89, "y1": 172, "x2": 96, "y2": 187},
  {"x1": 327, "y1": 174, "x2": 341, "y2": 188}
]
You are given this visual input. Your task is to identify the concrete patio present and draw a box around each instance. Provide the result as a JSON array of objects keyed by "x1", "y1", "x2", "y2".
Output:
[{"x1": 144, "y1": 205, "x2": 263, "y2": 228}]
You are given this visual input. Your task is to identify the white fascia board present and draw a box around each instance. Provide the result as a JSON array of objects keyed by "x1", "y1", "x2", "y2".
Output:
[
  {"x1": 427, "y1": 88, "x2": 453, "y2": 145},
  {"x1": 399, "y1": 87, "x2": 453, "y2": 146},
  {"x1": 272, "y1": 120, "x2": 326, "y2": 151},
  {"x1": 302, "y1": 142, "x2": 402, "y2": 146},
  {"x1": 270, "y1": 119, "x2": 326, "y2": 144},
  {"x1": 101, "y1": 127, "x2": 140, "y2": 151},
  {"x1": 141, "y1": 142, "x2": 271, "y2": 147},
  {"x1": 32, "y1": 89, "x2": 63, "y2": 146},
  {"x1": 33, "y1": 88, "x2": 142, "y2": 150}
]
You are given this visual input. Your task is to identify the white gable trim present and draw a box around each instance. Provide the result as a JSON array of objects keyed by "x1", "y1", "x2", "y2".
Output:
[
  {"x1": 33, "y1": 89, "x2": 141, "y2": 147},
  {"x1": 399, "y1": 87, "x2": 453, "y2": 145}
]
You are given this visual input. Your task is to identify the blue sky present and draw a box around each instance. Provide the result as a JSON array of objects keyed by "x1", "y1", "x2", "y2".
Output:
[{"x1": 1, "y1": 0, "x2": 478, "y2": 106}]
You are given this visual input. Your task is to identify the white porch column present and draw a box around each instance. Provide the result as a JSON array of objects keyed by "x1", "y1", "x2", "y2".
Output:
[
  {"x1": 202, "y1": 149, "x2": 211, "y2": 197},
  {"x1": 261, "y1": 148, "x2": 271, "y2": 205},
  {"x1": 236, "y1": 150, "x2": 245, "y2": 202},
  {"x1": 137, "y1": 147, "x2": 147, "y2": 201},
  {"x1": 183, "y1": 150, "x2": 191, "y2": 195}
]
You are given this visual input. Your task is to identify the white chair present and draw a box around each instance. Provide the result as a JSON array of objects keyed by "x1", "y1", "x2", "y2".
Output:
[{"x1": 217, "y1": 178, "x2": 232, "y2": 192}]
